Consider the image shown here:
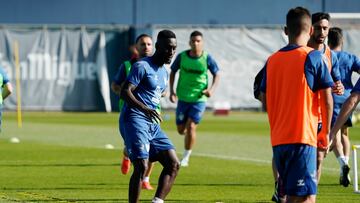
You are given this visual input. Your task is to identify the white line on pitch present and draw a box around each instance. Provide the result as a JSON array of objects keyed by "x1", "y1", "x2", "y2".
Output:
[{"x1": 194, "y1": 152, "x2": 338, "y2": 172}]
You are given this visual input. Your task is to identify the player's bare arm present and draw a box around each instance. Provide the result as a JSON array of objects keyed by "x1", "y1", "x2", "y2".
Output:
[
  {"x1": 318, "y1": 87, "x2": 333, "y2": 154},
  {"x1": 111, "y1": 82, "x2": 123, "y2": 96},
  {"x1": 169, "y1": 70, "x2": 177, "y2": 103},
  {"x1": 203, "y1": 72, "x2": 220, "y2": 97}
]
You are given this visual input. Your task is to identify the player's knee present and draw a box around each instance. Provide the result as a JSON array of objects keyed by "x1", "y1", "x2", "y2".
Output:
[
  {"x1": 187, "y1": 121, "x2": 197, "y2": 132},
  {"x1": 177, "y1": 128, "x2": 185, "y2": 135},
  {"x1": 165, "y1": 160, "x2": 180, "y2": 175},
  {"x1": 171, "y1": 160, "x2": 180, "y2": 174},
  {"x1": 133, "y1": 160, "x2": 147, "y2": 174},
  {"x1": 177, "y1": 125, "x2": 186, "y2": 134}
]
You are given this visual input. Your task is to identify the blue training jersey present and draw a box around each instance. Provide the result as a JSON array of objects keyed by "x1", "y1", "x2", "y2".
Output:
[
  {"x1": 122, "y1": 57, "x2": 168, "y2": 121},
  {"x1": 333, "y1": 51, "x2": 360, "y2": 104},
  {"x1": 113, "y1": 58, "x2": 137, "y2": 85},
  {"x1": 0, "y1": 67, "x2": 9, "y2": 86}
]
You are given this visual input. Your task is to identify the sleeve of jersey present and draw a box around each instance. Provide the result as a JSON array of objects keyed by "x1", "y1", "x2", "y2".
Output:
[
  {"x1": 127, "y1": 62, "x2": 146, "y2": 87},
  {"x1": 351, "y1": 54, "x2": 360, "y2": 73},
  {"x1": 0, "y1": 68, "x2": 9, "y2": 85},
  {"x1": 259, "y1": 63, "x2": 267, "y2": 93},
  {"x1": 207, "y1": 54, "x2": 220, "y2": 75},
  {"x1": 351, "y1": 78, "x2": 360, "y2": 93},
  {"x1": 330, "y1": 51, "x2": 341, "y2": 81},
  {"x1": 305, "y1": 50, "x2": 334, "y2": 92},
  {"x1": 170, "y1": 55, "x2": 181, "y2": 72},
  {"x1": 113, "y1": 64, "x2": 126, "y2": 85}
]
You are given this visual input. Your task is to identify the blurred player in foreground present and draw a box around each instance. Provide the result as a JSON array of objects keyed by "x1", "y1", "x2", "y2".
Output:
[{"x1": 260, "y1": 7, "x2": 334, "y2": 203}]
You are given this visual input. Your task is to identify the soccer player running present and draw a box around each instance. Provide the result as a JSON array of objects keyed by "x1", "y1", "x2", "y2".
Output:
[
  {"x1": 169, "y1": 31, "x2": 220, "y2": 167},
  {"x1": 307, "y1": 12, "x2": 344, "y2": 183},
  {"x1": 121, "y1": 30, "x2": 179, "y2": 203},
  {"x1": 327, "y1": 27, "x2": 360, "y2": 187},
  {"x1": 111, "y1": 34, "x2": 156, "y2": 190},
  {"x1": 260, "y1": 7, "x2": 334, "y2": 203}
]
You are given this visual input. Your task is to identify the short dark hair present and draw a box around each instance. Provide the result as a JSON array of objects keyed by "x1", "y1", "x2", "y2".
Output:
[
  {"x1": 190, "y1": 30, "x2": 203, "y2": 38},
  {"x1": 157, "y1": 30, "x2": 176, "y2": 41},
  {"x1": 286, "y1": 7, "x2": 311, "y2": 37},
  {"x1": 328, "y1": 27, "x2": 343, "y2": 49},
  {"x1": 312, "y1": 12, "x2": 330, "y2": 24},
  {"x1": 135, "y1": 34, "x2": 151, "y2": 44}
]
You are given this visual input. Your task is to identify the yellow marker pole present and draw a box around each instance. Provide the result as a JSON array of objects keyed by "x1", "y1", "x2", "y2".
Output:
[{"x1": 14, "y1": 41, "x2": 22, "y2": 128}]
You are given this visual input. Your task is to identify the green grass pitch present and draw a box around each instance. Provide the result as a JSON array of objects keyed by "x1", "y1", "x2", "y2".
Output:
[{"x1": 0, "y1": 111, "x2": 359, "y2": 202}]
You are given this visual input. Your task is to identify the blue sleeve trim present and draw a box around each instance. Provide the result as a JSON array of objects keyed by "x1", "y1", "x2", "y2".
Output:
[
  {"x1": 170, "y1": 55, "x2": 181, "y2": 72},
  {"x1": 305, "y1": 50, "x2": 334, "y2": 92},
  {"x1": 127, "y1": 62, "x2": 146, "y2": 87},
  {"x1": 207, "y1": 54, "x2": 220, "y2": 75}
]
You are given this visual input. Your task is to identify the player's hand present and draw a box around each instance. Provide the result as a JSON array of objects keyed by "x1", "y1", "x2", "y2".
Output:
[
  {"x1": 202, "y1": 89, "x2": 212, "y2": 97},
  {"x1": 142, "y1": 107, "x2": 163, "y2": 123},
  {"x1": 332, "y1": 81, "x2": 344, "y2": 95},
  {"x1": 169, "y1": 92, "x2": 177, "y2": 103}
]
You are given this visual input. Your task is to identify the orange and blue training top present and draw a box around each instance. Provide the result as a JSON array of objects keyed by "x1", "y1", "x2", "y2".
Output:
[
  {"x1": 317, "y1": 45, "x2": 340, "y2": 123},
  {"x1": 260, "y1": 44, "x2": 334, "y2": 147}
]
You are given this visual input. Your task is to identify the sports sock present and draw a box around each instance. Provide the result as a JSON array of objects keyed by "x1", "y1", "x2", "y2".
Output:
[
  {"x1": 152, "y1": 197, "x2": 164, "y2": 203},
  {"x1": 182, "y1": 150, "x2": 192, "y2": 160},
  {"x1": 337, "y1": 156, "x2": 346, "y2": 167},
  {"x1": 338, "y1": 156, "x2": 346, "y2": 174},
  {"x1": 344, "y1": 156, "x2": 349, "y2": 165},
  {"x1": 143, "y1": 176, "x2": 150, "y2": 183}
]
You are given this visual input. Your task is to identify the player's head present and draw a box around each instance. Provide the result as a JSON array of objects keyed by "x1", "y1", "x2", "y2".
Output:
[
  {"x1": 328, "y1": 27, "x2": 343, "y2": 49},
  {"x1": 285, "y1": 7, "x2": 312, "y2": 39},
  {"x1": 189, "y1": 30, "x2": 203, "y2": 53},
  {"x1": 155, "y1": 30, "x2": 177, "y2": 64},
  {"x1": 311, "y1": 12, "x2": 330, "y2": 44},
  {"x1": 135, "y1": 34, "x2": 153, "y2": 58}
]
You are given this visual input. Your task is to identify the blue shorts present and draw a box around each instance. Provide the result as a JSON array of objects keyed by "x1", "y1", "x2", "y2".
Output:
[
  {"x1": 176, "y1": 100, "x2": 206, "y2": 125},
  {"x1": 273, "y1": 144, "x2": 317, "y2": 196},
  {"x1": 332, "y1": 93, "x2": 353, "y2": 127},
  {"x1": 332, "y1": 106, "x2": 353, "y2": 127},
  {"x1": 123, "y1": 117, "x2": 175, "y2": 161}
]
